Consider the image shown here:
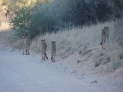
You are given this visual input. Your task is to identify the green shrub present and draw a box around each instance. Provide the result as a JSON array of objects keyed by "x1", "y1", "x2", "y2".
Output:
[
  {"x1": 11, "y1": 0, "x2": 123, "y2": 39},
  {"x1": 11, "y1": 7, "x2": 31, "y2": 39}
]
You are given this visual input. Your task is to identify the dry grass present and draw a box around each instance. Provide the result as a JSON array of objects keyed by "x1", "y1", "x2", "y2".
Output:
[
  {"x1": 29, "y1": 21, "x2": 123, "y2": 74},
  {"x1": 0, "y1": 22, "x2": 11, "y2": 32},
  {"x1": 31, "y1": 21, "x2": 114, "y2": 57},
  {"x1": 4, "y1": 20, "x2": 123, "y2": 74}
]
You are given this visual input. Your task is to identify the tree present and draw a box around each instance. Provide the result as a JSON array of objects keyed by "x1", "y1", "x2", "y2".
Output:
[
  {"x1": 95, "y1": 0, "x2": 113, "y2": 22},
  {"x1": 11, "y1": 7, "x2": 31, "y2": 39},
  {"x1": 112, "y1": 0, "x2": 123, "y2": 18},
  {"x1": 11, "y1": 2, "x2": 57, "y2": 39}
]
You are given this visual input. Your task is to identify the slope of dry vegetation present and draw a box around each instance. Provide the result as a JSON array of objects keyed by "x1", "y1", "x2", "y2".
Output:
[
  {"x1": 0, "y1": 0, "x2": 123, "y2": 75},
  {"x1": 28, "y1": 21, "x2": 123, "y2": 74}
]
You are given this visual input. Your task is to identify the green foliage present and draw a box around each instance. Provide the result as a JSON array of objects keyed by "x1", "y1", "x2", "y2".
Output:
[
  {"x1": 112, "y1": 0, "x2": 123, "y2": 18},
  {"x1": 30, "y1": 12, "x2": 56, "y2": 34},
  {"x1": 11, "y1": 3, "x2": 57, "y2": 39},
  {"x1": 10, "y1": 0, "x2": 123, "y2": 40},
  {"x1": 11, "y1": 7, "x2": 31, "y2": 38}
]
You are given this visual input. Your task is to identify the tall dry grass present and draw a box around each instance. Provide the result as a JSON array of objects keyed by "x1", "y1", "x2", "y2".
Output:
[
  {"x1": 6, "y1": 21, "x2": 123, "y2": 74},
  {"x1": 30, "y1": 22, "x2": 114, "y2": 57}
]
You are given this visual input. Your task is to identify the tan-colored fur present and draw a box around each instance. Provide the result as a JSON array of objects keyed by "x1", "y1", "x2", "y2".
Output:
[
  {"x1": 51, "y1": 41, "x2": 56, "y2": 62},
  {"x1": 100, "y1": 26, "x2": 110, "y2": 49},
  {"x1": 41, "y1": 40, "x2": 48, "y2": 61}
]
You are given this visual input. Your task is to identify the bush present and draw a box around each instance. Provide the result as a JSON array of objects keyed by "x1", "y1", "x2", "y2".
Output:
[
  {"x1": 112, "y1": 0, "x2": 123, "y2": 18},
  {"x1": 29, "y1": 8, "x2": 58, "y2": 37},
  {"x1": 11, "y1": 3, "x2": 59, "y2": 39},
  {"x1": 11, "y1": 0, "x2": 123, "y2": 39},
  {"x1": 49, "y1": 0, "x2": 123, "y2": 25},
  {"x1": 11, "y1": 7, "x2": 31, "y2": 39}
]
